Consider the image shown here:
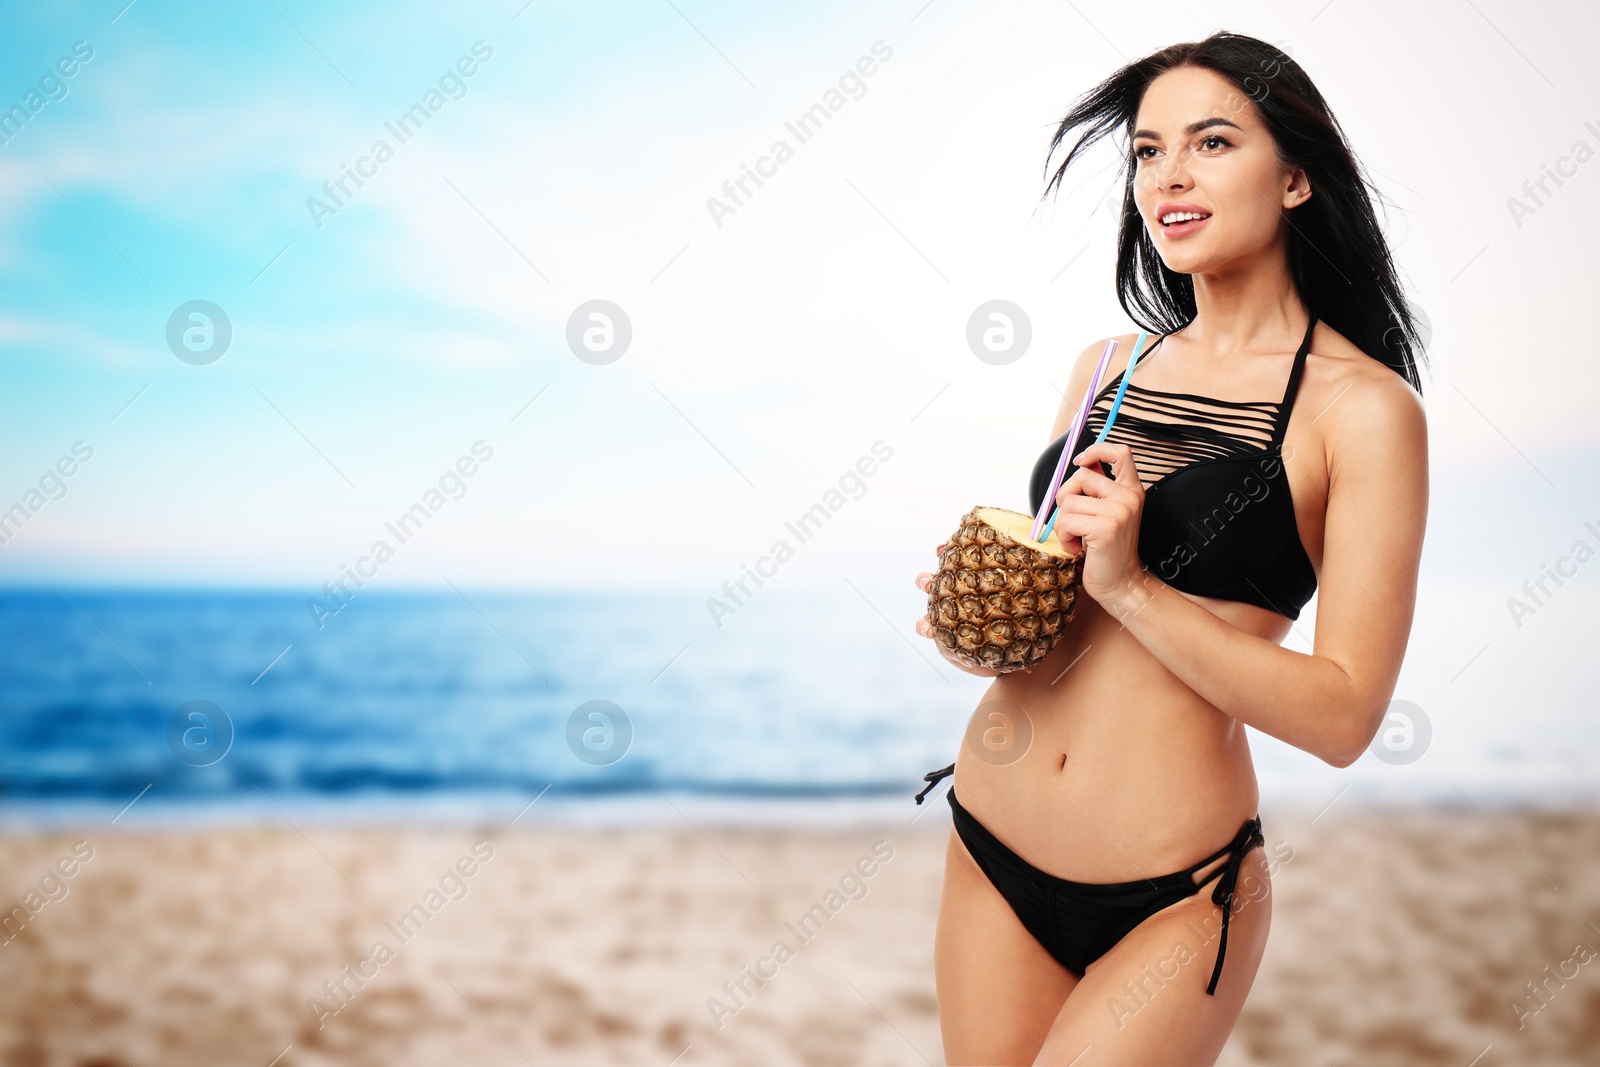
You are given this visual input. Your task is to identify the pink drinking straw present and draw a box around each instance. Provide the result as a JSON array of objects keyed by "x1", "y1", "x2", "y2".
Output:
[
  {"x1": 1037, "y1": 329, "x2": 1149, "y2": 545},
  {"x1": 1029, "y1": 338, "x2": 1116, "y2": 542}
]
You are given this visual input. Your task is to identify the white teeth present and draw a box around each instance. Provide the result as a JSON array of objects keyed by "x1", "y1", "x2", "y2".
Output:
[{"x1": 1161, "y1": 211, "x2": 1211, "y2": 225}]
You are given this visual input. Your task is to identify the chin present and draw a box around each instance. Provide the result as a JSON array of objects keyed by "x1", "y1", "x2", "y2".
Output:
[
  {"x1": 1152, "y1": 236, "x2": 1238, "y2": 275},
  {"x1": 1155, "y1": 250, "x2": 1217, "y2": 275}
]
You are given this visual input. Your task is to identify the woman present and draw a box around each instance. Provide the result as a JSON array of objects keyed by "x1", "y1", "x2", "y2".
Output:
[{"x1": 911, "y1": 32, "x2": 1428, "y2": 1066}]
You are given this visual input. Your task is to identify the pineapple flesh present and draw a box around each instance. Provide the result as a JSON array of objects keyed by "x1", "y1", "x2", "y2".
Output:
[{"x1": 925, "y1": 506, "x2": 1083, "y2": 673}]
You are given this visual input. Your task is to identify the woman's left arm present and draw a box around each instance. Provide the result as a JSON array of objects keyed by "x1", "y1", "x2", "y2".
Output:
[{"x1": 1057, "y1": 370, "x2": 1428, "y2": 767}]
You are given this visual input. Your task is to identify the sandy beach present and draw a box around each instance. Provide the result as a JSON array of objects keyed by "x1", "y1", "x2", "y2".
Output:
[{"x1": 1, "y1": 806, "x2": 1596, "y2": 1066}]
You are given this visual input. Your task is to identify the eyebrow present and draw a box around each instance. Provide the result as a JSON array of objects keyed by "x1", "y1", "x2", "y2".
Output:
[{"x1": 1131, "y1": 117, "x2": 1243, "y2": 142}]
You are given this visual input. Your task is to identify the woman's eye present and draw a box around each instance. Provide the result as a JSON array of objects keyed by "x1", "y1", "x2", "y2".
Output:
[
  {"x1": 1201, "y1": 134, "x2": 1232, "y2": 151},
  {"x1": 1134, "y1": 145, "x2": 1157, "y2": 161}
]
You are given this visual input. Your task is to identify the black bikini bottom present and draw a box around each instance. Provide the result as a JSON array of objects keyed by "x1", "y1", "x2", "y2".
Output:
[{"x1": 918, "y1": 764, "x2": 1264, "y2": 996}]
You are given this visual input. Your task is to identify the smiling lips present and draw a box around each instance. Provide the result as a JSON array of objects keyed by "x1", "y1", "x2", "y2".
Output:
[{"x1": 1155, "y1": 202, "x2": 1212, "y2": 237}]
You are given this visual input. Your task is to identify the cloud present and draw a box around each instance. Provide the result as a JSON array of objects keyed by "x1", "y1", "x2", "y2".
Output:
[{"x1": 0, "y1": 314, "x2": 147, "y2": 366}]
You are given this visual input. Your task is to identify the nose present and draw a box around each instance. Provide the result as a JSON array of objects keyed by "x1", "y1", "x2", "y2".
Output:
[
  {"x1": 1139, "y1": 159, "x2": 1191, "y2": 217},
  {"x1": 1141, "y1": 133, "x2": 1197, "y2": 186},
  {"x1": 1151, "y1": 149, "x2": 1191, "y2": 189}
]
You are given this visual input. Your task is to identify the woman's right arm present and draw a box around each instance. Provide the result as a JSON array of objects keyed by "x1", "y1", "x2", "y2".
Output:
[{"x1": 1051, "y1": 335, "x2": 1134, "y2": 441}]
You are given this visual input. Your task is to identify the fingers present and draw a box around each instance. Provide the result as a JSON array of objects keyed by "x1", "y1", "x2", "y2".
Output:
[
  {"x1": 917, "y1": 543, "x2": 947, "y2": 634},
  {"x1": 1055, "y1": 475, "x2": 1126, "y2": 513},
  {"x1": 1064, "y1": 463, "x2": 1121, "y2": 500},
  {"x1": 1070, "y1": 441, "x2": 1143, "y2": 493},
  {"x1": 1051, "y1": 495, "x2": 1126, "y2": 531},
  {"x1": 916, "y1": 543, "x2": 946, "y2": 594},
  {"x1": 1048, "y1": 496, "x2": 1123, "y2": 554},
  {"x1": 1058, "y1": 461, "x2": 1134, "y2": 505},
  {"x1": 1050, "y1": 507, "x2": 1085, "y2": 554}
]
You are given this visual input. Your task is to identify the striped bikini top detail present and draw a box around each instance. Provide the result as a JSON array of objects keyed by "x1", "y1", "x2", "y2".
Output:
[
  {"x1": 1028, "y1": 314, "x2": 1320, "y2": 620},
  {"x1": 1074, "y1": 321, "x2": 1308, "y2": 488}
]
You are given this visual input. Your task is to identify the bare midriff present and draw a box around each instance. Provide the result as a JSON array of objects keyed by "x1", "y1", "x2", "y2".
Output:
[{"x1": 949, "y1": 589, "x2": 1292, "y2": 884}]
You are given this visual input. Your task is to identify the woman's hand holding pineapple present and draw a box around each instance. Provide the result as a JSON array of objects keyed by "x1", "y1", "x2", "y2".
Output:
[
  {"x1": 912, "y1": 440, "x2": 1152, "y2": 665},
  {"x1": 915, "y1": 542, "x2": 1004, "y2": 676}
]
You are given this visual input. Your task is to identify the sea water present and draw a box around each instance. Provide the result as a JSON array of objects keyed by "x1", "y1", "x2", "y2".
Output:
[{"x1": 0, "y1": 582, "x2": 1592, "y2": 827}]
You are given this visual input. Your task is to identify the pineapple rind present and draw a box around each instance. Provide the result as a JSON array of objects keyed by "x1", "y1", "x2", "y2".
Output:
[{"x1": 925, "y1": 506, "x2": 1082, "y2": 673}]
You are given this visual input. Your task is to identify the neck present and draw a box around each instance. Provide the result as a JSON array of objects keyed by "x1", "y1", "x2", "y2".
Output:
[{"x1": 1181, "y1": 249, "x2": 1307, "y2": 359}]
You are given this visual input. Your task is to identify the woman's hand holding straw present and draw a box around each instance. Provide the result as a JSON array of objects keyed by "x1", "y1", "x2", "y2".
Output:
[
  {"x1": 1030, "y1": 338, "x2": 1117, "y2": 543},
  {"x1": 1035, "y1": 330, "x2": 1151, "y2": 545}
]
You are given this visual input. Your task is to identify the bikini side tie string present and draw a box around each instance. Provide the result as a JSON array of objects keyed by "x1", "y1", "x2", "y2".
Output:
[
  {"x1": 1203, "y1": 815, "x2": 1265, "y2": 996},
  {"x1": 914, "y1": 762, "x2": 956, "y2": 805}
]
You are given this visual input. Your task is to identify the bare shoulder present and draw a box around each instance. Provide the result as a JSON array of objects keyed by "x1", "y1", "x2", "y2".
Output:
[
  {"x1": 1048, "y1": 332, "x2": 1147, "y2": 440},
  {"x1": 1302, "y1": 321, "x2": 1427, "y2": 472}
]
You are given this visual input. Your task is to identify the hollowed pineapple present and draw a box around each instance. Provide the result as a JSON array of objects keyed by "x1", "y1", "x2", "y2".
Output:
[{"x1": 925, "y1": 506, "x2": 1083, "y2": 673}]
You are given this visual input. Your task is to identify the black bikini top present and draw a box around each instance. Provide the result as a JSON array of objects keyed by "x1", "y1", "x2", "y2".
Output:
[{"x1": 1029, "y1": 314, "x2": 1319, "y2": 620}]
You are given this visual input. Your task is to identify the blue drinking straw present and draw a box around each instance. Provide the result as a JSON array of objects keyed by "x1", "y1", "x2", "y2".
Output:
[
  {"x1": 1037, "y1": 329, "x2": 1149, "y2": 545},
  {"x1": 1031, "y1": 339, "x2": 1116, "y2": 542}
]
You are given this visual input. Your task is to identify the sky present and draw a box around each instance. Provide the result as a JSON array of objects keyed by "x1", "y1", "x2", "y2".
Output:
[
  {"x1": 0, "y1": 0, "x2": 1595, "y2": 609},
  {"x1": 2, "y1": 0, "x2": 1596, "y2": 808}
]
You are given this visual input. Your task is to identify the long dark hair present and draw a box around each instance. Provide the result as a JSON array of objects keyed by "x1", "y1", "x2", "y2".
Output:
[{"x1": 1041, "y1": 31, "x2": 1426, "y2": 392}]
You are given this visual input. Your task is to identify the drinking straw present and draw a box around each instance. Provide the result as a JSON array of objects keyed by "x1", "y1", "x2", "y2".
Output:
[
  {"x1": 1036, "y1": 330, "x2": 1150, "y2": 545},
  {"x1": 1029, "y1": 339, "x2": 1116, "y2": 542}
]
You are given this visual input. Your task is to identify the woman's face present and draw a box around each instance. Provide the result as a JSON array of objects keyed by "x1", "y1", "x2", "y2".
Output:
[{"x1": 1130, "y1": 66, "x2": 1309, "y2": 275}]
